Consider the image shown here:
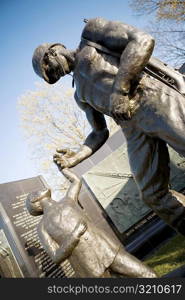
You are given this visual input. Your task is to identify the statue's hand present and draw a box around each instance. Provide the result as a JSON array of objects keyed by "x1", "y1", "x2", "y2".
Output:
[
  {"x1": 74, "y1": 220, "x2": 88, "y2": 238},
  {"x1": 53, "y1": 148, "x2": 77, "y2": 169},
  {"x1": 110, "y1": 91, "x2": 131, "y2": 123}
]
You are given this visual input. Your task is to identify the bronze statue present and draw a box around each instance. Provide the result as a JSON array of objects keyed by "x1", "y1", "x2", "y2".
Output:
[
  {"x1": 0, "y1": 245, "x2": 16, "y2": 277},
  {"x1": 26, "y1": 168, "x2": 157, "y2": 278},
  {"x1": 32, "y1": 17, "x2": 185, "y2": 236}
]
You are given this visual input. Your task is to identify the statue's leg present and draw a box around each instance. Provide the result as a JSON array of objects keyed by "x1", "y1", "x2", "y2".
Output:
[
  {"x1": 135, "y1": 75, "x2": 185, "y2": 158},
  {"x1": 120, "y1": 79, "x2": 185, "y2": 235},
  {"x1": 110, "y1": 247, "x2": 157, "y2": 278},
  {"x1": 123, "y1": 125, "x2": 185, "y2": 236}
]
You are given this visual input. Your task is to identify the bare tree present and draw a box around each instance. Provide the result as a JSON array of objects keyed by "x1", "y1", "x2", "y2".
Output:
[
  {"x1": 130, "y1": 0, "x2": 185, "y2": 21},
  {"x1": 129, "y1": 0, "x2": 185, "y2": 67},
  {"x1": 148, "y1": 20, "x2": 185, "y2": 66},
  {"x1": 18, "y1": 82, "x2": 88, "y2": 199},
  {"x1": 18, "y1": 82, "x2": 118, "y2": 199}
]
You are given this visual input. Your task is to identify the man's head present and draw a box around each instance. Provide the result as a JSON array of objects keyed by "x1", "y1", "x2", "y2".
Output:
[
  {"x1": 32, "y1": 43, "x2": 74, "y2": 84},
  {"x1": 26, "y1": 189, "x2": 52, "y2": 216}
]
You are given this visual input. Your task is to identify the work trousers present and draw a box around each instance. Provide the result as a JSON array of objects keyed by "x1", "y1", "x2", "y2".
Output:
[{"x1": 121, "y1": 75, "x2": 185, "y2": 235}]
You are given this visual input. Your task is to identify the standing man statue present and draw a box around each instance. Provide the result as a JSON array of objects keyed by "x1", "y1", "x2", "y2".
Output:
[
  {"x1": 26, "y1": 168, "x2": 157, "y2": 278},
  {"x1": 32, "y1": 17, "x2": 185, "y2": 236}
]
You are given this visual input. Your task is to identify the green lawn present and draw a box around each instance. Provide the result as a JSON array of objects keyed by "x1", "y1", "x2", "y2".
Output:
[{"x1": 144, "y1": 234, "x2": 185, "y2": 277}]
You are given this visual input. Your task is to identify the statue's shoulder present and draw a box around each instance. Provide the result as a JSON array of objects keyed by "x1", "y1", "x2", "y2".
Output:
[
  {"x1": 81, "y1": 17, "x2": 129, "y2": 52},
  {"x1": 82, "y1": 17, "x2": 107, "y2": 35},
  {"x1": 82, "y1": 17, "x2": 109, "y2": 42}
]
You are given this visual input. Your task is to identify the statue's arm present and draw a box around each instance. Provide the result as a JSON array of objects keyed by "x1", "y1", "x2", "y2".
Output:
[
  {"x1": 51, "y1": 236, "x2": 79, "y2": 264},
  {"x1": 109, "y1": 24, "x2": 154, "y2": 121},
  {"x1": 37, "y1": 222, "x2": 59, "y2": 260},
  {"x1": 54, "y1": 94, "x2": 109, "y2": 169},
  {"x1": 111, "y1": 25, "x2": 154, "y2": 95},
  {"x1": 74, "y1": 95, "x2": 109, "y2": 159},
  {"x1": 38, "y1": 220, "x2": 87, "y2": 264},
  {"x1": 62, "y1": 168, "x2": 82, "y2": 202},
  {"x1": 82, "y1": 18, "x2": 155, "y2": 120},
  {"x1": 83, "y1": 17, "x2": 155, "y2": 93}
]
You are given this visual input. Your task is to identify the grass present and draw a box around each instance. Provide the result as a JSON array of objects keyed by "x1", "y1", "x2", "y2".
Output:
[{"x1": 144, "y1": 234, "x2": 185, "y2": 277}]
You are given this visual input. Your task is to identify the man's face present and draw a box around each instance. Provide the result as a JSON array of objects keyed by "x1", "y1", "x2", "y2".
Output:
[{"x1": 42, "y1": 46, "x2": 70, "y2": 84}]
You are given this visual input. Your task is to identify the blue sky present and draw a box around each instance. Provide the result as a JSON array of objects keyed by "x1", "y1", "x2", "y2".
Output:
[{"x1": 0, "y1": 0, "x2": 152, "y2": 184}]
